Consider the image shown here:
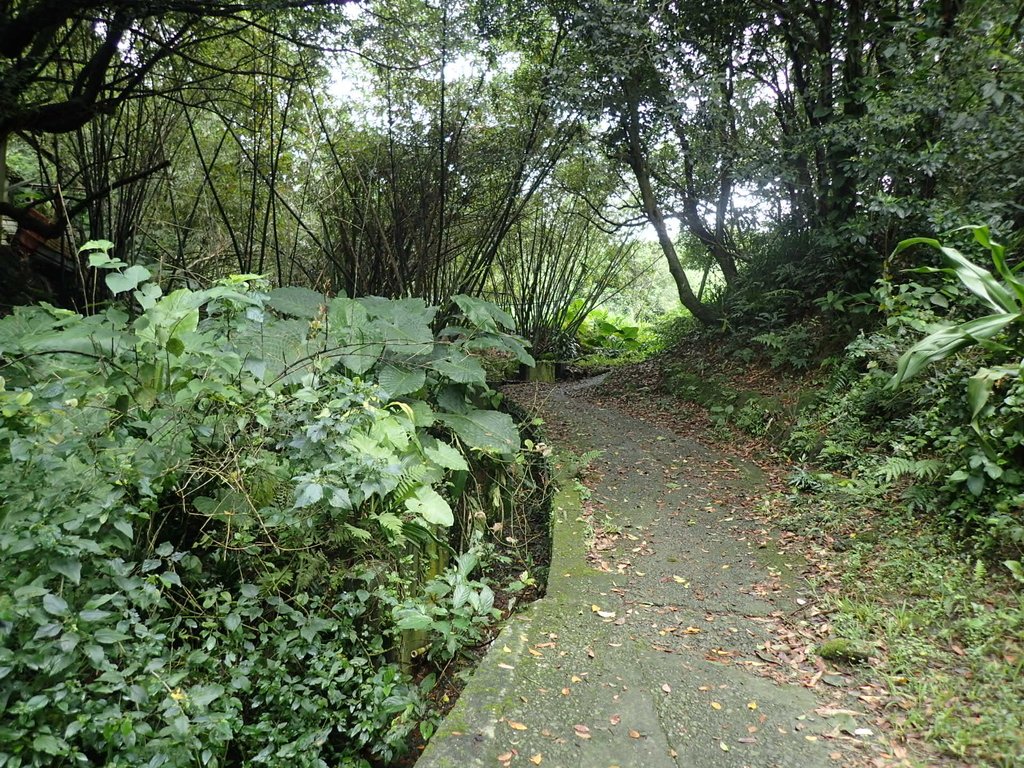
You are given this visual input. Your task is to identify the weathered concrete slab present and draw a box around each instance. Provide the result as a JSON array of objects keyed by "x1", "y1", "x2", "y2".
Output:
[{"x1": 416, "y1": 382, "x2": 841, "y2": 768}]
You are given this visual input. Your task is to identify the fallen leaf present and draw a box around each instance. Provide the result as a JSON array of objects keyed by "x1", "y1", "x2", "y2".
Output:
[
  {"x1": 747, "y1": 701, "x2": 758, "y2": 710},
  {"x1": 609, "y1": 715, "x2": 621, "y2": 725},
  {"x1": 503, "y1": 646, "x2": 512, "y2": 653},
  {"x1": 561, "y1": 687, "x2": 570, "y2": 696},
  {"x1": 573, "y1": 724, "x2": 591, "y2": 740},
  {"x1": 628, "y1": 729, "x2": 641, "y2": 739},
  {"x1": 508, "y1": 721, "x2": 528, "y2": 731},
  {"x1": 528, "y1": 648, "x2": 543, "y2": 657},
  {"x1": 682, "y1": 626, "x2": 701, "y2": 634},
  {"x1": 498, "y1": 663, "x2": 515, "y2": 670},
  {"x1": 571, "y1": 675, "x2": 583, "y2": 683},
  {"x1": 597, "y1": 610, "x2": 616, "y2": 619},
  {"x1": 720, "y1": 742, "x2": 730, "y2": 752},
  {"x1": 661, "y1": 683, "x2": 672, "y2": 694},
  {"x1": 497, "y1": 751, "x2": 514, "y2": 762},
  {"x1": 529, "y1": 754, "x2": 543, "y2": 765},
  {"x1": 711, "y1": 702, "x2": 722, "y2": 710}
]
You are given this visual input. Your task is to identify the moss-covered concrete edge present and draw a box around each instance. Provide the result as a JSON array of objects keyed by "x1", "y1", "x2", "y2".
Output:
[{"x1": 415, "y1": 480, "x2": 597, "y2": 766}]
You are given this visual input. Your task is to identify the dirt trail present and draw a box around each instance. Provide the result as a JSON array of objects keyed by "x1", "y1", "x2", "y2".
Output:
[{"x1": 416, "y1": 378, "x2": 860, "y2": 768}]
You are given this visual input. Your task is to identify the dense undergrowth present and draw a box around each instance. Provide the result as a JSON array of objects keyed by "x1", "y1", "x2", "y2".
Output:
[
  {"x1": 0, "y1": 244, "x2": 549, "y2": 768},
  {"x1": 653, "y1": 228, "x2": 1024, "y2": 765}
]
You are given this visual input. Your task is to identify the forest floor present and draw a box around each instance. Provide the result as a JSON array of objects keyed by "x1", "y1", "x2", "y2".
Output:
[{"x1": 414, "y1": 373, "x2": 914, "y2": 768}]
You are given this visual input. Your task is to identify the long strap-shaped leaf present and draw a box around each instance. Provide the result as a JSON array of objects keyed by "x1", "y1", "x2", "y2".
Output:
[
  {"x1": 890, "y1": 313, "x2": 1018, "y2": 387},
  {"x1": 893, "y1": 236, "x2": 1019, "y2": 314}
]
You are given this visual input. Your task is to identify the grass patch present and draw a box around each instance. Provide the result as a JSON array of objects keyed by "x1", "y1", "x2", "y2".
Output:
[{"x1": 785, "y1": 485, "x2": 1024, "y2": 766}]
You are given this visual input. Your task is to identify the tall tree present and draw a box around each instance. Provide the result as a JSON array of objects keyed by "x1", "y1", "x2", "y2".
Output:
[
  {"x1": 558, "y1": 0, "x2": 756, "y2": 324},
  {"x1": 0, "y1": 0, "x2": 347, "y2": 234}
]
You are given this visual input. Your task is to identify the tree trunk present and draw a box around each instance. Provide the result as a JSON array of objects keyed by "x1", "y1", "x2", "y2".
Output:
[
  {"x1": 618, "y1": 82, "x2": 717, "y2": 325},
  {"x1": 627, "y1": 141, "x2": 716, "y2": 323}
]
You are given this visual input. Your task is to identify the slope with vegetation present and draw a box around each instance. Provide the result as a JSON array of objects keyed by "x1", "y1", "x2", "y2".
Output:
[
  {"x1": 1, "y1": 0, "x2": 1023, "y2": 765},
  {"x1": 0, "y1": 245, "x2": 548, "y2": 767},
  {"x1": 633, "y1": 228, "x2": 1024, "y2": 765}
]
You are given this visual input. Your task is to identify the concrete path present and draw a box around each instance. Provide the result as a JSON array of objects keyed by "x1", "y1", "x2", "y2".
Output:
[{"x1": 416, "y1": 379, "x2": 844, "y2": 768}]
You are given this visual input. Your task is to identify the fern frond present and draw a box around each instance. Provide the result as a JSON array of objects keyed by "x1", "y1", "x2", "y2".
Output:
[{"x1": 877, "y1": 456, "x2": 946, "y2": 484}]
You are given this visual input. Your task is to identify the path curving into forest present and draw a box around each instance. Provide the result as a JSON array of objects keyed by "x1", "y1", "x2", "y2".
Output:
[{"x1": 416, "y1": 377, "x2": 858, "y2": 768}]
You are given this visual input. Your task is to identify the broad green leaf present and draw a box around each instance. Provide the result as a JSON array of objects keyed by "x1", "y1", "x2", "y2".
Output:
[
  {"x1": 359, "y1": 296, "x2": 437, "y2": 328},
  {"x1": 394, "y1": 608, "x2": 433, "y2": 631},
  {"x1": 43, "y1": 593, "x2": 68, "y2": 615},
  {"x1": 136, "y1": 288, "x2": 201, "y2": 343},
  {"x1": 468, "y1": 334, "x2": 535, "y2": 366},
  {"x1": 81, "y1": 239, "x2": 115, "y2": 255},
  {"x1": 452, "y1": 582, "x2": 471, "y2": 609},
  {"x1": 328, "y1": 297, "x2": 383, "y2": 375},
  {"x1": 428, "y1": 352, "x2": 487, "y2": 385},
  {"x1": 437, "y1": 409, "x2": 520, "y2": 454},
  {"x1": 327, "y1": 486, "x2": 352, "y2": 509},
  {"x1": 478, "y1": 584, "x2": 495, "y2": 614},
  {"x1": 165, "y1": 337, "x2": 185, "y2": 357},
  {"x1": 378, "y1": 364, "x2": 426, "y2": 397},
  {"x1": 267, "y1": 286, "x2": 328, "y2": 319},
  {"x1": 294, "y1": 482, "x2": 324, "y2": 508},
  {"x1": 890, "y1": 313, "x2": 1018, "y2": 387},
  {"x1": 404, "y1": 486, "x2": 454, "y2": 527},
  {"x1": 189, "y1": 684, "x2": 225, "y2": 708},
  {"x1": 407, "y1": 399, "x2": 436, "y2": 427},
  {"x1": 32, "y1": 734, "x2": 63, "y2": 755},
  {"x1": 452, "y1": 294, "x2": 515, "y2": 332},
  {"x1": 893, "y1": 236, "x2": 1018, "y2": 313},
  {"x1": 134, "y1": 282, "x2": 163, "y2": 310},
  {"x1": 235, "y1": 317, "x2": 315, "y2": 382},
  {"x1": 94, "y1": 628, "x2": 130, "y2": 644},
  {"x1": 50, "y1": 558, "x2": 82, "y2": 585},
  {"x1": 372, "y1": 316, "x2": 434, "y2": 359},
  {"x1": 423, "y1": 438, "x2": 469, "y2": 471},
  {"x1": 105, "y1": 265, "x2": 152, "y2": 296},
  {"x1": 966, "y1": 366, "x2": 1018, "y2": 421}
]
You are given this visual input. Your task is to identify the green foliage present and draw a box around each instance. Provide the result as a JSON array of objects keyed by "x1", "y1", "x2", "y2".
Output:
[
  {"x1": 391, "y1": 547, "x2": 499, "y2": 662},
  {"x1": 752, "y1": 321, "x2": 822, "y2": 371},
  {"x1": 0, "y1": 267, "x2": 537, "y2": 766},
  {"x1": 572, "y1": 305, "x2": 653, "y2": 357},
  {"x1": 889, "y1": 227, "x2": 1024, "y2": 388},
  {"x1": 790, "y1": 229, "x2": 1024, "y2": 559}
]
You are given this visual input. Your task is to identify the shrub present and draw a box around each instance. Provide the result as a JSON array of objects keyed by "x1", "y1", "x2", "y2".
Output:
[
  {"x1": 0, "y1": 245, "x2": 537, "y2": 766},
  {"x1": 789, "y1": 227, "x2": 1024, "y2": 563}
]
